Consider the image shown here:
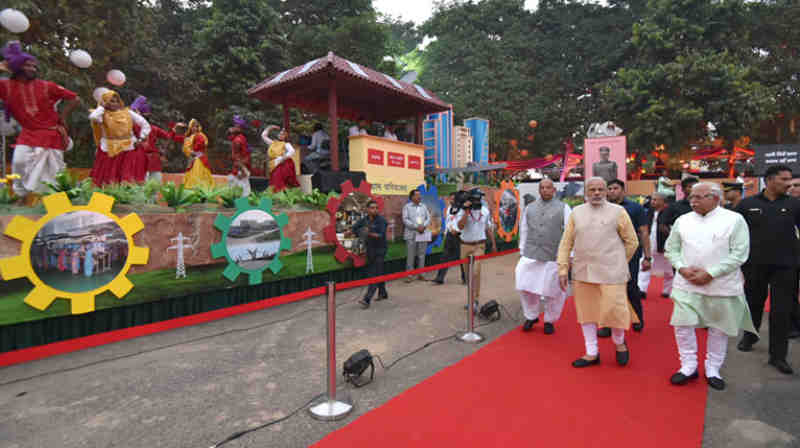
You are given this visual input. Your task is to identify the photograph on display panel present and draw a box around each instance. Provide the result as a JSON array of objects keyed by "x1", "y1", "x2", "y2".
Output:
[
  {"x1": 584, "y1": 136, "x2": 627, "y2": 183},
  {"x1": 30, "y1": 211, "x2": 128, "y2": 293},
  {"x1": 225, "y1": 210, "x2": 281, "y2": 270}
]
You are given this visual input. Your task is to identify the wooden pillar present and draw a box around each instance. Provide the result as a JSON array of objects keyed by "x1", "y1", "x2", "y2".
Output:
[
  {"x1": 282, "y1": 104, "x2": 290, "y2": 134},
  {"x1": 415, "y1": 113, "x2": 424, "y2": 145},
  {"x1": 328, "y1": 76, "x2": 339, "y2": 171}
]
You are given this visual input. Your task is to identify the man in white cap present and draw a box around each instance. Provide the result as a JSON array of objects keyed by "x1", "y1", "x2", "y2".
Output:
[{"x1": 516, "y1": 178, "x2": 570, "y2": 334}]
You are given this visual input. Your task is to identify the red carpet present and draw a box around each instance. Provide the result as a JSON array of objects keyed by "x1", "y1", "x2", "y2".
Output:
[{"x1": 314, "y1": 277, "x2": 707, "y2": 448}]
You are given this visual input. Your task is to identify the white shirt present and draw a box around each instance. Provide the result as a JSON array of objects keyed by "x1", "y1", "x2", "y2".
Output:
[
  {"x1": 309, "y1": 130, "x2": 329, "y2": 152},
  {"x1": 88, "y1": 107, "x2": 151, "y2": 153},
  {"x1": 456, "y1": 206, "x2": 493, "y2": 243},
  {"x1": 349, "y1": 126, "x2": 367, "y2": 136},
  {"x1": 383, "y1": 130, "x2": 398, "y2": 140}
]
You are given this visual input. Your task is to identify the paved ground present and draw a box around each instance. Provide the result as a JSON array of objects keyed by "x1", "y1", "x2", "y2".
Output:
[{"x1": 0, "y1": 254, "x2": 798, "y2": 448}]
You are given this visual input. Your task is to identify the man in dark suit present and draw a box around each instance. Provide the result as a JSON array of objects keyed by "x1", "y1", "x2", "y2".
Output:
[{"x1": 637, "y1": 191, "x2": 674, "y2": 298}]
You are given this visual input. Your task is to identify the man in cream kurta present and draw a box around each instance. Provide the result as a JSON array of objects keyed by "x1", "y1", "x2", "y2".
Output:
[
  {"x1": 664, "y1": 182, "x2": 757, "y2": 391},
  {"x1": 516, "y1": 178, "x2": 571, "y2": 334},
  {"x1": 557, "y1": 177, "x2": 639, "y2": 368}
]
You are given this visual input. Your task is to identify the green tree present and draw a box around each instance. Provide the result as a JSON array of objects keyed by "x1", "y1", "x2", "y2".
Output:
[{"x1": 600, "y1": 0, "x2": 775, "y2": 152}]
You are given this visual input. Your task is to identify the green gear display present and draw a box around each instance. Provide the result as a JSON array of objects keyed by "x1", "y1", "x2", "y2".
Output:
[{"x1": 211, "y1": 197, "x2": 291, "y2": 285}]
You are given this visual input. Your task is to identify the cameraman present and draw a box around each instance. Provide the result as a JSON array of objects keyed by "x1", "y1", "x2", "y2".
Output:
[{"x1": 457, "y1": 190, "x2": 497, "y2": 301}]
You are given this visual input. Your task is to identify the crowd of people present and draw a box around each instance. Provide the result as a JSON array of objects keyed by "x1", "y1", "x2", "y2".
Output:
[
  {"x1": 353, "y1": 169, "x2": 799, "y2": 391},
  {"x1": 0, "y1": 41, "x2": 302, "y2": 201}
]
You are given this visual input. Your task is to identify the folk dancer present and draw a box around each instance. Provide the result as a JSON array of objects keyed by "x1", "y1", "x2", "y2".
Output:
[
  {"x1": 557, "y1": 177, "x2": 639, "y2": 368},
  {"x1": 129, "y1": 95, "x2": 178, "y2": 183},
  {"x1": 227, "y1": 115, "x2": 251, "y2": 197},
  {"x1": 665, "y1": 182, "x2": 757, "y2": 390},
  {"x1": 89, "y1": 90, "x2": 151, "y2": 186},
  {"x1": 0, "y1": 42, "x2": 79, "y2": 199},
  {"x1": 516, "y1": 178, "x2": 570, "y2": 334},
  {"x1": 261, "y1": 125, "x2": 299, "y2": 191},
  {"x1": 175, "y1": 119, "x2": 213, "y2": 188}
]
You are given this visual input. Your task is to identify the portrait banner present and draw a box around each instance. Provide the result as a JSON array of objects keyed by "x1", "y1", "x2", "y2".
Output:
[{"x1": 584, "y1": 136, "x2": 627, "y2": 183}]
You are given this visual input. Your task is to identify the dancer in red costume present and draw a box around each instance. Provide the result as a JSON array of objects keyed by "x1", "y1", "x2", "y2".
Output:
[
  {"x1": 227, "y1": 115, "x2": 251, "y2": 196},
  {"x1": 89, "y1": 90, "x2": 150, "y2": 186},
  {"x1": 0, "y1": 41, "x2": 79, "y2": 199},
  {"x1": 261, "y1": 125, "x2": 299, "y2": 191},
  {"x1": 129, "y1": 96, "x2": 180, "y2": 183}
]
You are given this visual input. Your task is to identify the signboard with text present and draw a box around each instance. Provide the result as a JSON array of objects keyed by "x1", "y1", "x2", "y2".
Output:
[
  {"x1": 752, "y1": 144, "x2": 800, "y2": 176},
  {"x1": 349, "y1": 136, "x2": 426, "y2": 195}
]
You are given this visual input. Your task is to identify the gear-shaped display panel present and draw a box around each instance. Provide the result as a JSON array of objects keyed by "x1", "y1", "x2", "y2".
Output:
[
  {"x1": 211, "y1": 197, "x2": 291, "y2": 285},
  {"x1": 0, "y1": 192, "x2": 149, "y2": 314},
  {"x1": 323, "y1": 180, "x2": 384, "y2": 267}
]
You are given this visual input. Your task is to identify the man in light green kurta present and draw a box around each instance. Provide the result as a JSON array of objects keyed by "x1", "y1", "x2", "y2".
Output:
[{"x1": 664, "y1": 182, "x2": 757, "y2": 391}]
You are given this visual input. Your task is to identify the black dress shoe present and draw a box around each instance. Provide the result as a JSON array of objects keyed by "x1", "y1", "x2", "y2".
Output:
[
  {"x1": 376, "y1": 293, "x2": 389, "y2": 301},
  {"x1": 433, "y1": 279, "x2": 444, "y2": 285},
  {"x1": 661, "y1": 292, "x2": 670, "y2": 298},
  {"x1": 737, "y1": 333, "x2": 759, "y2": 352},
  {"x1": 543, "y1": 322, "x2": 555, "y2": 334},
  {"x1": 597, "y1": 327, "x2": 611, "y2": 338},
  {"x1": 616, "y1": 343, "x2": 630, "y2": 366},
  {"x1": 358, "y1": 299, "x2": 370, "y2": 309},
  {"x1": 670, "y1": 371, "x2": 699, "y2": 385},
  {"x1": 768, "y1": 358, "x2": 794, "y2": 375},
  {"x1": 522, "y1": 318, "x2": 539, "y2": 332},
  {"x1": 707, "y1": 376, "x2": 726, "y2": 390},
  {"x1": 572, "y1": 356, "x2": 600, "y2": 368},
  {"x1": 633, "y1": 322, "x2": 643, "y2": 332}
]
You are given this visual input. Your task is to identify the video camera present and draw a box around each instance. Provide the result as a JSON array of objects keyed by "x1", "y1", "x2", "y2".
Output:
[{"x1": 451, "y1": 188, "x2": 484, "y2": 214}]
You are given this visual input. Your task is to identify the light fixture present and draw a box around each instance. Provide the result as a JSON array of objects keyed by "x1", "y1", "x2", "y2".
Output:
[{"x1": 343, "y1": 349, "x2": 374, "y2": 388}]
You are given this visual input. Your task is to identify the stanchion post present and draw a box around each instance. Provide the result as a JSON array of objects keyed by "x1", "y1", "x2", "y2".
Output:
[
  {"x1": 458, "y1": 255, "x2": 484, "y2": 343},
  {"x1": 308, "y1": 281, "x2": 353, "y2": 421}
]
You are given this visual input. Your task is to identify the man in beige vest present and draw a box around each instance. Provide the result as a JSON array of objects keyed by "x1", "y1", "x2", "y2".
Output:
[{"x1": 557, "y1": 177, "x2": 640, "y2": 368}]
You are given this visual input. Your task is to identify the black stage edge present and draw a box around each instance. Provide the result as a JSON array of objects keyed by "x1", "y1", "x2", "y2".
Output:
[{"x1": 312, "y1": 171, "x2": 367, "y2": 193}]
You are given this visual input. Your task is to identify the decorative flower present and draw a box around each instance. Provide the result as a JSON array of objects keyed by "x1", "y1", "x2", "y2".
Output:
[{"x1": 5, "y1": 173, "x2": 20, "y2": 180}]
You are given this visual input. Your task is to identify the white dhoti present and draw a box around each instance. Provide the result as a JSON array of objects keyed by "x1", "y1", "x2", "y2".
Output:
[
  {"x1": 227, "y1": 174, "x2": 251, "y2": 197},
  {"x1": 12, "y1": 144, "x2": 68, "y2": 195},
  {"x1": 674, "y1": 325, "x2": 728, "y2": 379},
  {"x1": 637, "y1": 252, "x2": 674, "y2": 296},
  {"x1": 515, "y1": 257, "x2": 568, "y2": 323}
]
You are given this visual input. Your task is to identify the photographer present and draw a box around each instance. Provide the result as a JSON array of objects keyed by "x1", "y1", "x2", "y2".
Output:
[{"x1": 456, "y1": 189, "x2": 497, "y2": 301}]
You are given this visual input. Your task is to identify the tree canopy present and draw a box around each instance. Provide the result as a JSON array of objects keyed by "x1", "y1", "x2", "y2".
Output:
[{"x1": 0, "y1": 0, "x2": 797, "y2": 173}]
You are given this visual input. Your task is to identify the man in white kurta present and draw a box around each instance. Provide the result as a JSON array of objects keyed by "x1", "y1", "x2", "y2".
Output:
[
  {"x1": 664, "y1": 182, "x2": 757, "y2": 391},
  {"x1": 516, "y1": 178, "x2": 570, "y2": 334}
]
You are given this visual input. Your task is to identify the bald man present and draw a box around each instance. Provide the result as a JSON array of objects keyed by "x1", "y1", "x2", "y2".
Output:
[
  {"x1": 516, "y1": 178, "x2": 571, "y2": 334},
  {"x1": 557, "y1": 177, "x2": 640, "y2": 368}
]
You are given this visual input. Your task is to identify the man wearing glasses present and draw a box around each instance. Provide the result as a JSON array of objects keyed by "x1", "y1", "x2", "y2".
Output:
[
  {"x1": 665, "y1": 182, "x2": 756, "y2": 390},
  {"x1": 735, "y1": 165, "x2": 800, "y2": 374}
]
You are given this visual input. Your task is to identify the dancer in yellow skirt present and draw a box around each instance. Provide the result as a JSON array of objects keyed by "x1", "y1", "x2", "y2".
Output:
[{"x1": 174, "y1": 119, "x2": 213, "y2": 188}]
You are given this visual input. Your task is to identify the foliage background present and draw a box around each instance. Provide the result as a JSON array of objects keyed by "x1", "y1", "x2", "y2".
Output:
[{"x1": 1, "y1": 0, "x2": 797, "y2": 175}]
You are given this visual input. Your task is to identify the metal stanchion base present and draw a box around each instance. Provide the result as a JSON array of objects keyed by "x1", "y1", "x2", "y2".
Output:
[
  {"x1": 457, "y1": 331, "x2": 485, "y2": 344},
  {"x1": 308, "y1": 392, "x2": 353, "y2": 421}
]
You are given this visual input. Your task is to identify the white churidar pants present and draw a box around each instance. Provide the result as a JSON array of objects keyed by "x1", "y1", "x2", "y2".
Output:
[
  {"x1": 674, "y1": 326, "x2": 728, "y2": 379},
  {"x1": 637, "y1": 253, "x2": 674, "y2": 296},
  {"x1": 520, "y1": 291, "x2": 566, "y2": 323},
  {"x1": 580, "y1": 323, "x2": 624, "y2": 356}
]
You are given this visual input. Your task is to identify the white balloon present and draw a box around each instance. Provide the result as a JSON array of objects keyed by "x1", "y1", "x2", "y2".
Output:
[
  {"x1": 106, "y1": 69, "x2": 126, "y2": 86},
  {"x1": 93, "y1": 87, "x2": 110, "y2": 104},
  {"x1": 0, "y1": 9, "x2": 30, "y2": 34},
  {"x1": 69, "y1": 49, "x2": 92, "y2": 69}
]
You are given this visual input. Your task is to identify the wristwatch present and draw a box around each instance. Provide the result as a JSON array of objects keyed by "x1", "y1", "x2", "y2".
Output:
[{"x1": 644, "y1": 257, "x2": 652, "y2": 261}]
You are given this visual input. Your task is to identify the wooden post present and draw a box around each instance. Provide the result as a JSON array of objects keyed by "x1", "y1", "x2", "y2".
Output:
[
  {"x1": 415, "y1": 113, "x2": 423, "y2": 145},
  {"x1": 328, "y1": 76, "x2": 339, "y2": 171},
  {"x1": 282, "y1": 104, "x2": 290, "y2": 134}
]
